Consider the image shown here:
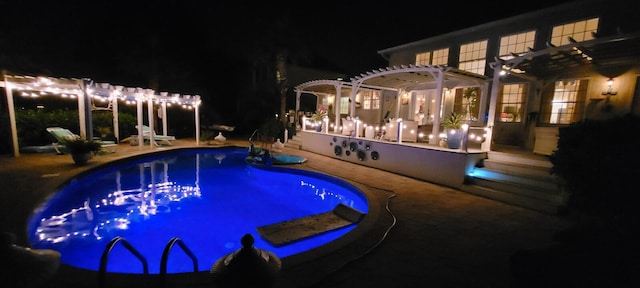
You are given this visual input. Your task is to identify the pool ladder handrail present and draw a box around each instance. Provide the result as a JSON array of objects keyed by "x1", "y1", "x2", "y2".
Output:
[
  {"x1": 98, "y1": 236, "x2": 200, "y2": 288},
  {"x1": 99, "y1": 236, "x2": 149, "y2": 288},
  {"x1": 248, "y1": 129, "x2": 259, "y2": 145},
  {"x1": 160, "y1": 237, "x2": 199, "y2": 286}
]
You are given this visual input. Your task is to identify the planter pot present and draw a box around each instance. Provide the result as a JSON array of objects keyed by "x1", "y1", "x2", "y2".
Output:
[
  {"x1": 315, "y1": 124, "x2": 322, "y2": 132},
  {"x1": 71, "y1": 152, "x2": 92, "y2": 166},
  {"x1": 446, "y1": 129, "x2": 463, "y2": 149}
]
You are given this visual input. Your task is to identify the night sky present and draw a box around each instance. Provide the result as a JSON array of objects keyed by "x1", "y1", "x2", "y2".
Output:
[{"x1": 0, "y1": 0, "x2": 572, "y2": 127}]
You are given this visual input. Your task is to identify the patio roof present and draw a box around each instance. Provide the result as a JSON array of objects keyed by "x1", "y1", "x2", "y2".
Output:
[
  {"x1": 294, "y1": 65, "x2": 488, "y2": 96},
  {"x1": 294, "y1": 79, "x2": 353, "y2": 96},
  {"x1": 351, "y1": 65, "x2": 487, "y2": 91},
  {"x1": 496, "y1": 31, "x2": 640, "y2": 79}
]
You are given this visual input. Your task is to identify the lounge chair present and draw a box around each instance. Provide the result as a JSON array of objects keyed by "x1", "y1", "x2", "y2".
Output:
[
  {"x1": 46, "y1": 127, "x2": 118, "y2": 154},
  {"x1": 134, "y1": 125, "x2": 176, "y2": 146}
]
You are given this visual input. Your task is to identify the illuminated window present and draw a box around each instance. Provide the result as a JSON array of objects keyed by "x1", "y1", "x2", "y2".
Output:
[
  {"x1": 432, "y1": 48, "x2": 449, "y2": 65},
  {"x1": 415, "y1": 52, "x2": 431, "y2": 65},
  {"x1": 415, "y1": 48, "x2": 449, "y2": 66},
  {"x1": 499, "y1": 31, "x2": 536, "y2": 59},
  {"x1": 362, "y1": 90, "x2": 380, "y2": 110},
  {"x1": 498, "y1": 84, "x2": 527, "y2": 123},
  {"x1": 459, "y1": 40, "x2": 487, "y2": 75},
  {"x1": 550, "y1": 18, "x2": 599, "y2": 46},
  {"x1": 540, "y1": 80, "x2": 587, "y2": 124},
  {"x1": 340, "y1": 97, "x2": 349, "y2": 114},
  {"x1": 451, "y1": 87, "x2": 480, "y2": 122}
]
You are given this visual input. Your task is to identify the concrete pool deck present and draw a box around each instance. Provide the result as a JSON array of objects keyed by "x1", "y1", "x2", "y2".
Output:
[{"x1": 0, "y1": 139, "x2": 574, "y2": 288}]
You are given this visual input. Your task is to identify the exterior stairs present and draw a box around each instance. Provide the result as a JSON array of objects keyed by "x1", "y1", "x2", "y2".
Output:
[
  {"x1": 460, "y1": 149, "x2": 569, "y2": 215},
  {"x1": 284, "y1": 134, "x2": 302, "y2": 149}
]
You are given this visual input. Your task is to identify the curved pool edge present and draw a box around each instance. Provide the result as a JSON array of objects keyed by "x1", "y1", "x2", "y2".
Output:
[
  {"x1": 38, "y1": 145, "x2": 388, "y2": 288},
  {"x1": 246, "y1": 159, "x2": 395, "y2": 287},
  {"x1": 243, "y1": 159, "x2": 382, "y2": 268}
]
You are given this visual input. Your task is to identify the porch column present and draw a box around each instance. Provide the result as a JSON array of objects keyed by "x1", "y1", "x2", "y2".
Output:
[
  {"x1": 409, "y1": 91, "x2": 417, "y2": 120},
  {"x1": 430, "y1": 70, "x2": 444, "y2": 145},
  {"x1": 395, "y1": 89, "x2": 403, "y2": 118},
  {"x1": 349, "y1": 83, "x2": 357, "y2": 118},
  {"x1": 396, "y1": 118, "x2": 403, "y2": 144},
  {"x1": 295, "y1": 90, "x2": 301, "y2": 128},
  {"x1": 484, "y1": 63, "x2": 503, "y2": 151},
  {"x1": 477, "y1": 81, "x2": 491, "y2": 151},
  {"x1": 334, "y1": 83, "x2": 343, "y2": 132}
]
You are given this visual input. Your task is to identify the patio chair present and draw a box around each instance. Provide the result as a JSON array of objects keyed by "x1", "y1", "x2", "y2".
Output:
[
  {"x1": 134, "y1": 125, "x2": 176, "y2": 146},
  {"x1": 46, "y1": 127, "x2": 118, "y2": 154}
]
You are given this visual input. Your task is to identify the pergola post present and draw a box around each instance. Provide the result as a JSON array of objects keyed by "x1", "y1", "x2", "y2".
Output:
[
  {"x1": 135, "y1": 88, "x2": 144, "y2": 148},
  {"x1": 78, "y1": 80, "x2": 88, "y2": 140},
  {"x1": 194, "y1": 95, "x2": 201, "y2": 145},
  {"x1": 146, "y1": 89, "x2": 155, "y2": 150},
  {"x1": 112, "y1": 86, "x2": 122, "y2": 143},
  {"x1": 3, "y1": 79, "x2": 19, "y2": 157}
]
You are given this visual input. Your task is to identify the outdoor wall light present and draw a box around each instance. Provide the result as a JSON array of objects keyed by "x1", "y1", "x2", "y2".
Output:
[{"x1": 602, "y1": 78, "x2": 617, "y2": 95}]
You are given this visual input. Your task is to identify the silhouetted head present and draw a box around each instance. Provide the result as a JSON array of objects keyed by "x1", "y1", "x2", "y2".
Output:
[{"x1": 241, "y1": 233, "x2": 254, "y2": 248}]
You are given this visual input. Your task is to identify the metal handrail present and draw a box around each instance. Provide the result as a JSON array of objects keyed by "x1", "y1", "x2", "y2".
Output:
[
  {"x1": 99, "y1": 236, "x2": 149, "y2": 288},
  {"x1": 159, "y1": 237, "x2": 199, "y2": 287},
  {"x1": 248, "y1": 129, "x2": 259, "y2": 145}
]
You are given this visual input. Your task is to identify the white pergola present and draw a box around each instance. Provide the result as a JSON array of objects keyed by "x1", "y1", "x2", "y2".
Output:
[
  {"x1": 2, "y1": 74, "x2": 202, "y2": 157},
  {"x1": 294, "y1": 65, "x2": 488, "y2": 146}
]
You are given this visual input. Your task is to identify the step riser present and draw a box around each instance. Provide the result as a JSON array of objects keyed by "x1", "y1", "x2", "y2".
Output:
[
  {"x1": 482, "y1": 161, "x2": 552, "y2": 178},
  {"x1": 464, "y1": 151, "x2": 567, "y2": 214},
  {"x1": 486, "y1": 152, "x2": 552, "y2": 168},
  {"x1": 471, "y1": 168, "x2": 559, "y2": 190},
  {"x1": 284, "y1": 136, "x2": 302, "y2": 149},
  {"x1": 460, "y1": 185, "x2": 560, "y2": 215},
  {"x1": 468, "y1": 177, "x2": 564, "y2": 204}
]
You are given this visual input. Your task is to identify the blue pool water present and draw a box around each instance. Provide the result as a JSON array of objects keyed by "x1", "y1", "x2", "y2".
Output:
[{"x1": 27, "y1": 147, "x2": 368, "y2": 274}]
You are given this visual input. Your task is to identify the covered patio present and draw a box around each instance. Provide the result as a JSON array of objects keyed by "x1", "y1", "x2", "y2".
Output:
[
  {"x1": 294, "y1": 65, "x2": 490, "y2": 149},
  {"x1": 293, "y1": 65, "x2": 490, "y2": 189}
]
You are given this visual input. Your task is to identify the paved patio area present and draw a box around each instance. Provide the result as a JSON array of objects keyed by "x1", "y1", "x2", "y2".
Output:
[{"x1": 0, "y1": 139, "x2": 574, "y2": 288}]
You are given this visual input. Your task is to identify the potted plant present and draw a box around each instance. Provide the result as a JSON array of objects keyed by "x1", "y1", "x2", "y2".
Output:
[
  {"x1": 64, "y1": 135, "x2": 101, "y2": 165},
  {"x1": 310, "y1": 110, "x2": 326, "y2": 132},
  {"x1": 441, "y1": 112, "x2": 465, "y2": 149},
  {"x1": 96, "y1": 126, "x2": 112, "y2": 139}
]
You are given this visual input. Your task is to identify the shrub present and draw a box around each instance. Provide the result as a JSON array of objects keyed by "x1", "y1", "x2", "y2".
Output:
[
  {"x1": 258, "y1": 117, "x2": 284, "y2": 142},
  {"x1": 550, "y1": 114, "x2": 640, "y2": 230}
]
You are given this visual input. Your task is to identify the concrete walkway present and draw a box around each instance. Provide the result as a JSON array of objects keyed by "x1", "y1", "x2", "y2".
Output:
[{"x1": 0, "y1": 139, "x2": 574, "y2": 288}]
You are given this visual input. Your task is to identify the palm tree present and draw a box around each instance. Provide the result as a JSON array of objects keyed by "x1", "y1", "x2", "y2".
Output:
[{"x1": 239, "y1": 6, "x2": 312, "y2": 129}]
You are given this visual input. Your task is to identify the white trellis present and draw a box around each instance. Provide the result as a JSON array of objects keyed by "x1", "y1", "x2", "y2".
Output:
[{"x1": 2, "y1": 74, "x2": 202, "y2": 156}]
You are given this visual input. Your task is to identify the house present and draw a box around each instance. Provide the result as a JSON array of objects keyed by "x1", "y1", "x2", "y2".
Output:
[
  {"x1": 292, "y1": 0, "x2": 640, "y2": 213},
  {"x1": 296, "y1": 0, "x2": 640, "y2": 154}
]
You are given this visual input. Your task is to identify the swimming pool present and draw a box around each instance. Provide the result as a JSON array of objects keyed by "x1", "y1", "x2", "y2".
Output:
[{"x1": 27, "y1": 147, "x2": 368, "y2": 274}]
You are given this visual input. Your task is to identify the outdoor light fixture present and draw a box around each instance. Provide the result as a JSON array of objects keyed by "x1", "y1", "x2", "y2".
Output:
[{"x1": 602, "y1": 78, "x2": 617, "y2": 95}]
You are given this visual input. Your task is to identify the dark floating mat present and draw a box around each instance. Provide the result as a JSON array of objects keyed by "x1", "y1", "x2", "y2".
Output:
[{"x1": 257, "y1": 204, "x2": 366, "y2": 246}]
